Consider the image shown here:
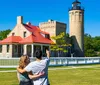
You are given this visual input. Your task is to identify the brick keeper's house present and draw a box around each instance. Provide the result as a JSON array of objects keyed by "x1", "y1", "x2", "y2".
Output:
[{"x1": 0, "y1": 16, "x2": 53, "y2": 58}]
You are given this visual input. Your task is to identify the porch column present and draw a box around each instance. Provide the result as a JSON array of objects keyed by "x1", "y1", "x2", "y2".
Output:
[
  {"x1": 41, "y1": 45, "x2": 43, "y2": 51},
  {"x1": 24, "y1": 44, "x2": 27, "y2": 55},
  {"x1": 9, "y1": 45, "x2": 12, "y2": 58},
  {"x1": 2, "y1": 45, "x2": 6, "y2": 57},
  {"x1": 31, "y1": 44, "x2": 34, "y2": 57}
]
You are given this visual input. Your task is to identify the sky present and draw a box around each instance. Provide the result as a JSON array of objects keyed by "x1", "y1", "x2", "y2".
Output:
[{"x1": 0, "y1": 0, "x2": 100, "y2": 37}]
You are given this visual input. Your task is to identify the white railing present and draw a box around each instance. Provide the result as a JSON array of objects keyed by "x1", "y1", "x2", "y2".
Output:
[
  {"x1": 50, "y1": 57, "x2": 100, "y2": 66},
  {"x1": 0, "y1": 57, "x2": 100, "y2": 68}
]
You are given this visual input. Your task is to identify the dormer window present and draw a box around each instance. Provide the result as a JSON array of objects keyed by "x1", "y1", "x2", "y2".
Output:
[
  {"x1": 24, "y1": 31, "x2": 26, "y2": 38},
  {"x1": 40, "y1": 32, "x2": 50, "y2": 39},
  {"x1": 45, "y1": 34, "x2": 50, "y2": 39}
]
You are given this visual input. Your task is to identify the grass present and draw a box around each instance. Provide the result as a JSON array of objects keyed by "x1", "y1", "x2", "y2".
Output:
[
  {"x1": 0, "y1": 72, "x2": 18, "y2": 85},
  {"x1": 49, "y1": 68, "x2": 100, "y2": 85},
  {"x1": 1, "y1": 65, "x2": 100, "y2": 85},
  {"x1": 0, "y1": 68, "x2": 16, "y2": 70}
]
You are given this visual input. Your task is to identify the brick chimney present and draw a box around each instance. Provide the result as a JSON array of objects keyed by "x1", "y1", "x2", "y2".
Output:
[{"x1": 17, "y1": 16, "x2": 23, "y2": 24}]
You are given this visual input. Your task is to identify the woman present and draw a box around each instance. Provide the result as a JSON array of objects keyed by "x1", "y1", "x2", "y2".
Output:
[{"x1": 17, "y1": 55, "x2": 44, "y2": 85}]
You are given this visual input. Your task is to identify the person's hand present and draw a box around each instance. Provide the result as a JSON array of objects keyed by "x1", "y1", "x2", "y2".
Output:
[
  {"x1": 38, "y1": 72, "x2": 45, "y2": 76},
  {"x1": 46, "y1": 49, "x2": 49, "y2": 54},
  {"x1": 29, "y1": 72, "x2": 45, "y2": 79},
  {"x1": 46, "y1": 49, "x2": 50, "y2": 58}
]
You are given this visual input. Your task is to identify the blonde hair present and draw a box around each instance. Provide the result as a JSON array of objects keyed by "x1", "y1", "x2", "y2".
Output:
[{"x1": 19, "y1": 55, "x2": 30, "y2": 69}]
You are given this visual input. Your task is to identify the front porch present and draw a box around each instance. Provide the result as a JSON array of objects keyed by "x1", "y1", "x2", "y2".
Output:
[{"x1": 12, "y1": 43, "x2": 49, "y2": 57}]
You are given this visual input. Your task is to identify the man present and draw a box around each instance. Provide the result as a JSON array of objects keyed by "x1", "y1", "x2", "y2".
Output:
[{"x1": 17, "y1": 49, "x2": 50, "y2": 85}]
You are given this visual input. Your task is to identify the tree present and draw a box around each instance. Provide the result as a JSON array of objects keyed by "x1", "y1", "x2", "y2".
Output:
[
  {"x1": 92, "y1": 36, "x2": 100, "y2": 51},
  {"x1": 84, "y1": 33, "x2": 97, "y2": 57},
  {"x1": 50, "y1": 32, "x2": 71, "y2": 57},
  {"x1": 0, "y1": 29, "x2": 11, "y2": 40}
]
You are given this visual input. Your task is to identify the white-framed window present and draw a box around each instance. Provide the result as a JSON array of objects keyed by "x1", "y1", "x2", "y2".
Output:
[
  {"x1": 12, "y1": 33, "x2": 15, "y2": 36},
  {"x1": 7, "y1": 45, "x2": 9, "y2": 52},
  {"x1": 0, "y1": 45, "x2": 2, "y2": 53},
  {"x1": 23, "y1": 31, "x2": 26, "y2": 38},
  {"x1": 27, "y1": 45, "x2": 32, "y2": 57},
  {"x1": 45, "y1": 34, "x2": 50, "y2": 39},
  {"x1": 14, "y1": 45, "x2": 18, "y2": 53}
]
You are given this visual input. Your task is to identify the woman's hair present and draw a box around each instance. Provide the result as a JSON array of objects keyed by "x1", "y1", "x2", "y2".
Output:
[{"x1": 19, "y1": 55, "x2": 30, "y2": 69}]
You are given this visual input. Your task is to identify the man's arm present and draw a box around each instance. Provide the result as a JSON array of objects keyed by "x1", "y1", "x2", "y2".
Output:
[
  {"x1": 17, "y1": 67, "x2": 27, "y2": 73},
  {"x1": 28, "y1": 72, "x2": 45, "y2": 79}
]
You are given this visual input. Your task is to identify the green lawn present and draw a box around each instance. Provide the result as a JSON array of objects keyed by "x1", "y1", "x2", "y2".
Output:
[{"x1": 0, "y1": 65, "x2": 100, "y2": 85}]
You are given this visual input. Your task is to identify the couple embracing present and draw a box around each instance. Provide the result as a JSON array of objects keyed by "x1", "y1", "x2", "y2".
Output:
[{"x1": 17, "y1": 49, "x2": 50, "y2": 85}]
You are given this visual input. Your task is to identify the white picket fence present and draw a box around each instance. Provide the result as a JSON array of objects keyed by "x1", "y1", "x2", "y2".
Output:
[{"x1": 0, "y1": 57, "x2": 100, "y2": 68}]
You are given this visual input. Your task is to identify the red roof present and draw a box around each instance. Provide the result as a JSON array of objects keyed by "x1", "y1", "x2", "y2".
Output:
[
  {"x1": 0, "y1": 23, "x2": 53, "y2": 44},
  {"x1": 0, "y1": 36, "x2": 22, "y2": 44},
  {"x1": 19, "y1": 34, "x2": 34, "y2": 44},
  {"x1": 19, "y1": 34, "x2": 54, "y2": 44},
  {"x1": 19, "y1": 24, "x2": 53, "y2": 44},
  {"x1": 24, "y1": 24, "x2": 49, "y2": 34}
]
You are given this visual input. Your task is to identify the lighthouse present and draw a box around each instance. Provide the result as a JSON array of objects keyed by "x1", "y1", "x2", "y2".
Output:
[{"x1": 69, "y1": 0, "x2": 84, "y2": 57}]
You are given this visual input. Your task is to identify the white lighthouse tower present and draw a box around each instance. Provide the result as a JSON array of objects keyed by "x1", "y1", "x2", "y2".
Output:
[{"x1": 69, "y1": 0, "x2": 84, "y2": 57}]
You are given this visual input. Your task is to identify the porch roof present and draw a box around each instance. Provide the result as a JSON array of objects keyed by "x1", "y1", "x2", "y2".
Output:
[
  {"x1": 0, "y1": 36, "x2": 22, "y2": 44},
  {"x1": 0, "y1": 24, "x2": 54, "y2": 45}
]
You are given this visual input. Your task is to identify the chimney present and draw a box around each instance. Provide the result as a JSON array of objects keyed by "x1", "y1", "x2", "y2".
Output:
[{"x1": 17, "y1": 16, "x2": 23, "y2": 24}]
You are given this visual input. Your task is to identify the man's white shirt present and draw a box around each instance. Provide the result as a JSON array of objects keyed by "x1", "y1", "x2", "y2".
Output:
[{"x1": 24, "y1": 58, "x2": 50, "y2": 85}]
